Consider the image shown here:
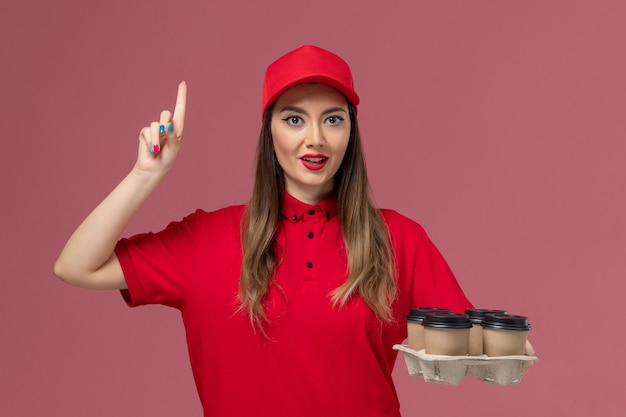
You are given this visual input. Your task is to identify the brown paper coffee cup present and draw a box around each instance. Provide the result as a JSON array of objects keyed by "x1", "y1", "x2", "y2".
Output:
[
  {"x1": 481, "y1": 314, "x2": 531, "y2": 357},
  {"x1": 422, "y1": 312, "x2": 472, "y2": 356},
  {"x1": 465, "y1": 309, "x2": 508, "y2": 355},
  {"x1": 406, "y1": 308, "x2": 450, "y2": 352}
]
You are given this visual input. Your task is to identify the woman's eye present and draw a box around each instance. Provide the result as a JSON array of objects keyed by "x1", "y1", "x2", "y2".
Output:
[
  {"x1": 283, "y1": 116, "x2": 303, "y2": 126},
  {"x1": 326, "y1": 115, "x2": 344, "y2": 125}
]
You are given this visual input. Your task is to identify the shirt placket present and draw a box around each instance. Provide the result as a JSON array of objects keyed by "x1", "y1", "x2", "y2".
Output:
[{"x1": 302, "y1": 207, "x2": 324, "y2": 281}]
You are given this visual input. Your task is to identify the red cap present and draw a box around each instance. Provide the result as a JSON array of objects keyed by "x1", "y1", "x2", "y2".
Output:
[{"x1": 262, "y1": 45, "x2": 360, "y2": 115}]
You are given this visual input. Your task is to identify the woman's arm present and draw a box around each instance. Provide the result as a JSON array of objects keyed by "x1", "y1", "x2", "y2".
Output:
[{"x1": 53, "y1": 82, "x2": 187, "y2": 290}]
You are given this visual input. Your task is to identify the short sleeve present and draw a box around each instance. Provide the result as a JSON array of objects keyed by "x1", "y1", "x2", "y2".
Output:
[{"x1": 114, "y1": 209, "x2": 216, "y2": 309}]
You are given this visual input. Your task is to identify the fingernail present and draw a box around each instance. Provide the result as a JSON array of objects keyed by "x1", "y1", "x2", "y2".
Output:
[
  {"x1": 153, "y1": 144, "x2": 160, "y2": 155},
  {"x1": 159, "y1": 125, "x2": 165, "y2": 134},
  {"x1": 149, "y1": 146, "x2": 154, "y2": 155},
  {"x1": 167, "y1": 122, "x2": 173, "y2": 132}
]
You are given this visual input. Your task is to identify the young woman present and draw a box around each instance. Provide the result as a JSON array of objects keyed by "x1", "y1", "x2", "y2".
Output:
[{"x1": 55, "y1": 45, "x2": 519, "y2": 417}]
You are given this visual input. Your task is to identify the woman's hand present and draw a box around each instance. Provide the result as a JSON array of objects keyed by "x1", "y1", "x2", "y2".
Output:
[
  {"x1": 135, "y1": 81, "x2": 187, "y2": 175},
  {"x1": 523, "y1": 339, "x2": 536, "y2": 373}
]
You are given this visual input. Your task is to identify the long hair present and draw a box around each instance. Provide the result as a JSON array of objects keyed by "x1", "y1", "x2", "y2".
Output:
[{"x1": 239, "y1": 102, "x2": 397, "y2": 335}]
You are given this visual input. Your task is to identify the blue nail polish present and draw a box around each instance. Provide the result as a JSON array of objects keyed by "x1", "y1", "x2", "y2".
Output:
[
  {"x1": 167, "y1": 122, "x2": 173, "y2": 132},
  {"x1": 159, "y1": 125, "x2": 165, "y2": 134},
  {"x1": 149, "y1": 146, "x2": 154, "y2": 155}
]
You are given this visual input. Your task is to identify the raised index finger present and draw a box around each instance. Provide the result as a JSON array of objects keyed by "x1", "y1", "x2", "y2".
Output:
[{"x1": 172, "y1": 81, "x2": 187, "y2": 134}]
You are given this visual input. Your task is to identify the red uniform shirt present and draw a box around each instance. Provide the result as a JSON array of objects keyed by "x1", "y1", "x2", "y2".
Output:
[{"x1": 115, "y1": 193, "x2": 472, "y2": 417}]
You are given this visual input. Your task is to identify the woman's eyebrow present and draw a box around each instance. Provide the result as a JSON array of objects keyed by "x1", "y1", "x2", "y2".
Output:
[
  {"x1": 278, "y1": 106, "x2": 348, "y2": 115},
  {"x1": 279, "y1": 105, "x2": 307, "y2": 114},
  {"x1": 322, "y1": 107, "x2": 348, "y2": 115}
]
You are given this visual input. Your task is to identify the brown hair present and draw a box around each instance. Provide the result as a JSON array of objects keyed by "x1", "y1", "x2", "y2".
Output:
[{"x1": 239, "y1": 102, "x2": 396, "y2": 335}]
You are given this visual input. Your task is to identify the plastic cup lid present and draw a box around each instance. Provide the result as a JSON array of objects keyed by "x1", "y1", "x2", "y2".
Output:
[
  {"x1": 465, "y1": 308, "x2": 508, "y2": 323},
  {"x1": 406, "y1": 307, "x2": 451, "y2": 322},
  {"x1": 422, "y1": 312, "x2": 472, "y2": 329},
  {"x1": 481, "y1": 313, "x2": 531, "y2": 331}
]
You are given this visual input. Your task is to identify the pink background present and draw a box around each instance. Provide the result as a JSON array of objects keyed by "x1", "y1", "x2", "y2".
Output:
[{"x1": 2, "y1": 0, "x2": 625, "y2": 415}]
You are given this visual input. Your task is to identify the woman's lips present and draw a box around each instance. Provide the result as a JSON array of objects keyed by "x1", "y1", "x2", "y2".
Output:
[{"x1": 300, "y1": 154, "x2": 328, "y2": 171}]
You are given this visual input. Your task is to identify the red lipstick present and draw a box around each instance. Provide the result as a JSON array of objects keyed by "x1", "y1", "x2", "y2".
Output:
[{"x1": 300, "y1": 153, "x2": 328, "y2": 171}]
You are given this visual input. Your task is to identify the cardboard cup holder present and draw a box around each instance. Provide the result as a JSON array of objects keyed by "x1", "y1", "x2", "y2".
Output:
[{"x1": 393, "y1": 344, "x2": 538, "y2": 386}]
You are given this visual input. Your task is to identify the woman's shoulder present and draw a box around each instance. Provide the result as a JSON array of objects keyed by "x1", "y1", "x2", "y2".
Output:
[
  {"x1": 378, "y1": 208, "x2": 431, "y2": 245},
  {"x1": 379, "y1": 208, "x2": 425, "y2": 231},
  {"x1": 193, "y1": 204, "x2": 246, "y2": 219},
  {"x1": 167, "y1": 204, "x2": 246, "y2": 232}
]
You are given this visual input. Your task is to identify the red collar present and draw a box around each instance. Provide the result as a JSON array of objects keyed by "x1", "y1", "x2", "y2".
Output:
[{"x1": 280, "y1": 192, "x2": 338, "y2": 223}]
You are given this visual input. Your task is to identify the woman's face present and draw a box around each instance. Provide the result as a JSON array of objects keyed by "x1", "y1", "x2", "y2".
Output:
[{"x1": 271, "y1": 83, "x2": 350, "y2": 204}]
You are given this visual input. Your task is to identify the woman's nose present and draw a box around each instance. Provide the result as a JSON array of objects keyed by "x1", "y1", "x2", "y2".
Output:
[{"x1": 304, "y1": 124, "x2": 325, "y2": 147}]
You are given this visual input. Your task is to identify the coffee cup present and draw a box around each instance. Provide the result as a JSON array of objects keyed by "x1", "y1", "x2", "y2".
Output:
[
  {"x1": 406, "y1": 308, "x2": 451, "y2": 352},
  {"x1": 481, "y1": 313, "x2": 531, "y2": 356},
  {"x1": 465, "y1": 309, "x2": 508, "y2": 355},
  {"x1": 422, "y1": 312, "x2": 472, "y2": 356}
]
